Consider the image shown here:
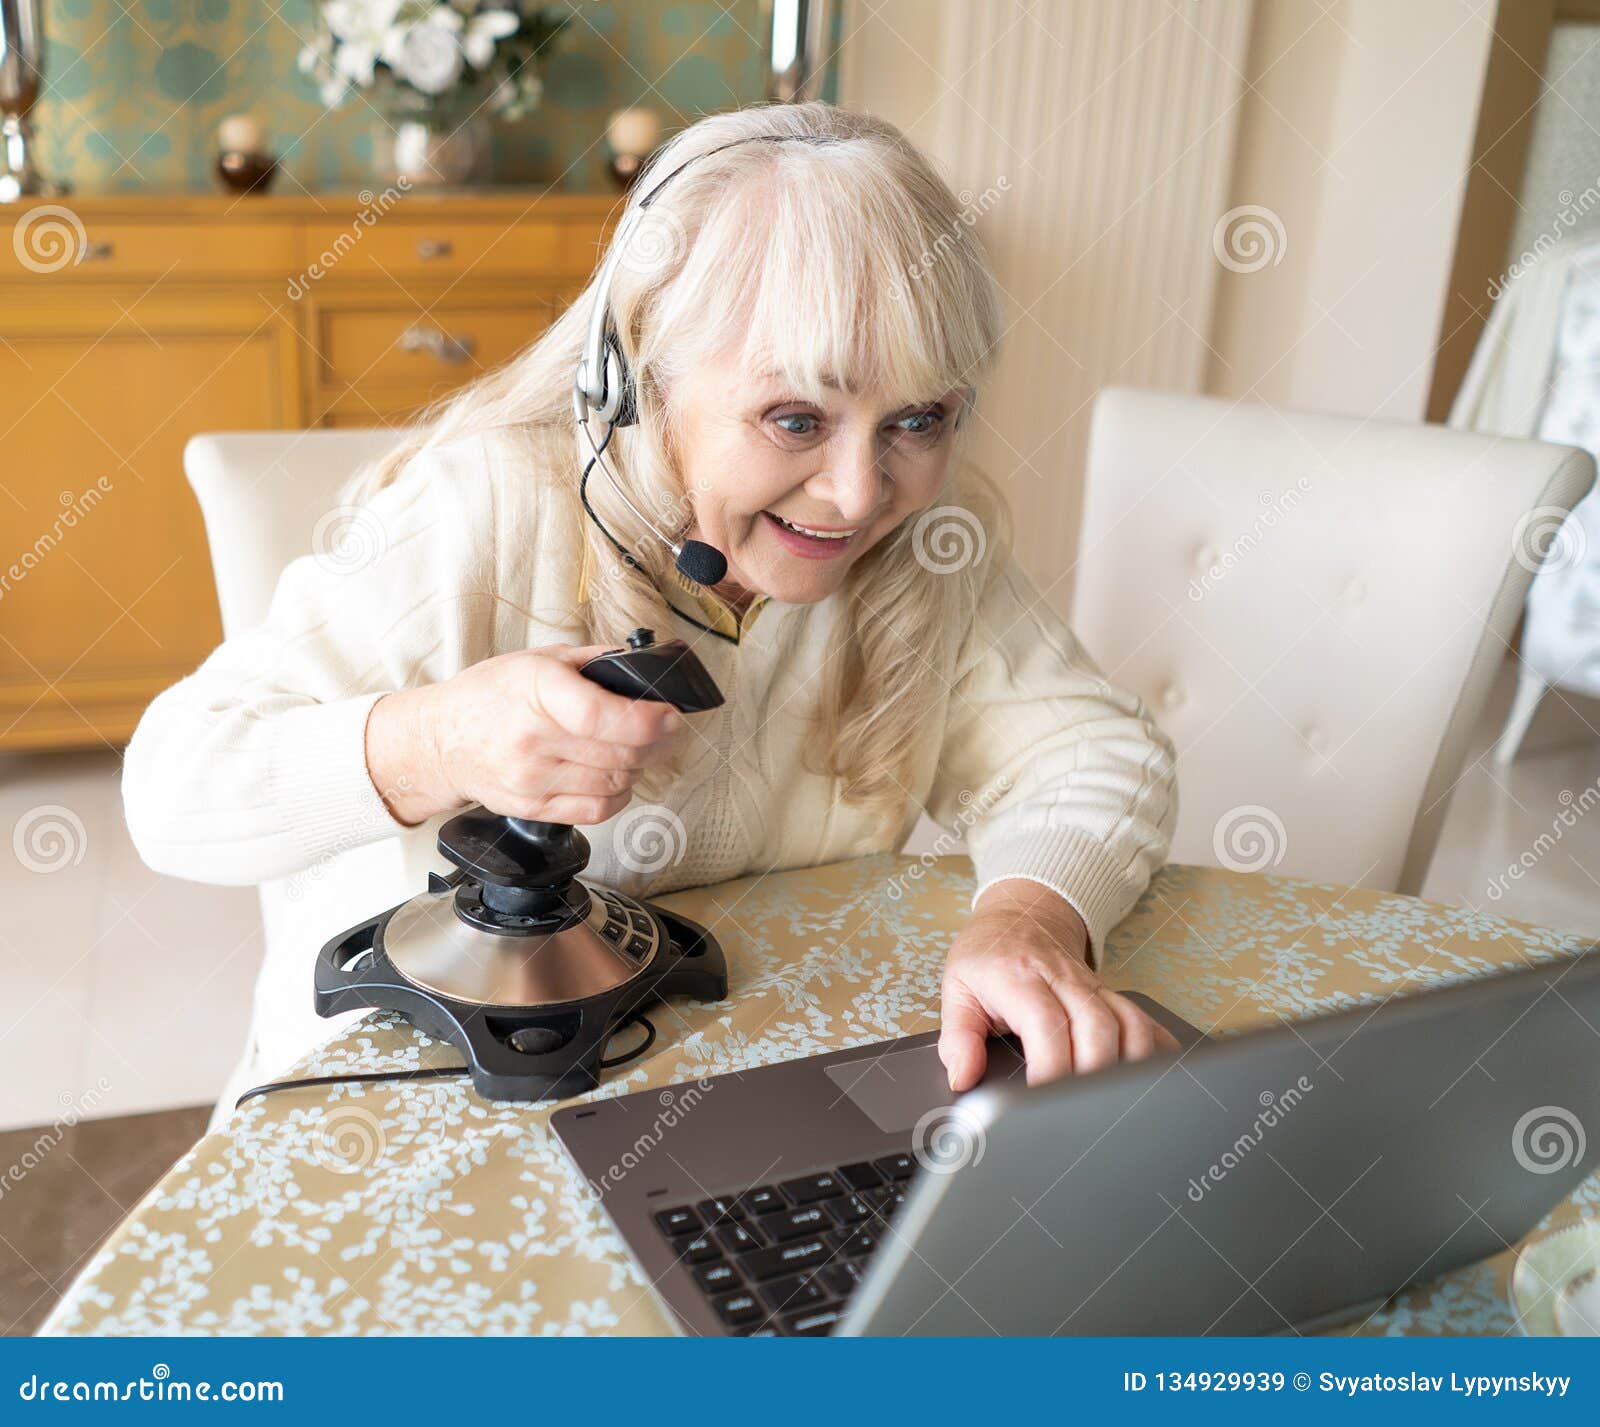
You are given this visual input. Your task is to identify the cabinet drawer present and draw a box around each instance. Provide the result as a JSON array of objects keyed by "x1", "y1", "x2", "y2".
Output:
[
  {"x1": 318, "y1": 304, "x2": 556, "y2": 388},
  {"x1": 300, "y1": 217, "x2": 586, "y2": 279},
  {"x1": 2, "y1": 216, "x2": 296, "y2": 279}
]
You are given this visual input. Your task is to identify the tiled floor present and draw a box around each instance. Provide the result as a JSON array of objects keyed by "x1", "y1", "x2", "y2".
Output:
[
  {"x1": 1420, "y1": 660, "x2": 1600, "y2": 937},
  {"x1": 0, "y1": 653, "x2": 1594, "y2": 1337},
  {"x1": 0, "y1": 750, "x2": 263, "y2": 1132}
]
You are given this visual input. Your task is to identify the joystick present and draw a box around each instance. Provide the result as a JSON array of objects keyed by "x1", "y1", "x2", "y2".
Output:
[{"x1": 315, "y1": 631, "x2": 730, "y2": 1101}]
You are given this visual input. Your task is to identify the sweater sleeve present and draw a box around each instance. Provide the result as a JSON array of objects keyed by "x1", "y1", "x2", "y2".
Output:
[
  {"x1": 123, "y1": 431, "x2": 540, "y2": 885},
  {"x1": 924, "y1": 552, "x2": 1178, "y2": 967}
]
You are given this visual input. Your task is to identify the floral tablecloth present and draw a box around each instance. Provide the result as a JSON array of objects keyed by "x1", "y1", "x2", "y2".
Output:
[{"x1": 42, "y1": 855, "x2": 1596, "y2": 1336}]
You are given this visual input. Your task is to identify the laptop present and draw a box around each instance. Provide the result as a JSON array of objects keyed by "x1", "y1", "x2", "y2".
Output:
[{"x1": 551, "y1": 954, "x2": 1600, "y2": 1336}]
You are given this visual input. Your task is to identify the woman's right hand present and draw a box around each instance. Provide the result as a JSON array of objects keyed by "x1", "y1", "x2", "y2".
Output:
[{"x1": 364, "y1": 644, "x2": 686, "y2": 828}]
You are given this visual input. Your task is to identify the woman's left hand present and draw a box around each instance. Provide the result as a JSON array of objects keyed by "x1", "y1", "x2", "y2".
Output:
[{"x1": 938, "y1": 879, "x2": 1179, "y2": 1091}]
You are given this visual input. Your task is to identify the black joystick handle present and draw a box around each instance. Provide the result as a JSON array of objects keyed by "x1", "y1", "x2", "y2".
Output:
[
  {"x1": 571, "y1": 627, "x2": 726, "y2": 714},
  {"x1": 502, "y1": 628, "x2": 723, "y2": 844},
  {"x1": 437, "y1": 631, "x2": 725, "y2": 919}
]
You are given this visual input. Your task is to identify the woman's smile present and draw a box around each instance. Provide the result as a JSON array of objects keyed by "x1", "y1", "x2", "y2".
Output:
[{"x1": 760, "y1": 509, "x2": 862, "y2": 558}]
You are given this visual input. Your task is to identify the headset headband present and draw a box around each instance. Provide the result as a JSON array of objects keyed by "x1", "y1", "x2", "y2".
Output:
[{"x1": 573, "y1": 134, "x2": 835, "y2": 428}]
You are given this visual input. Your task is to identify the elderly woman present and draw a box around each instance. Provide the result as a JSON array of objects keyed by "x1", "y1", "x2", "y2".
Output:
[{"x1": 125, "y1": 103, "x2": 1177, "y2": 1117}]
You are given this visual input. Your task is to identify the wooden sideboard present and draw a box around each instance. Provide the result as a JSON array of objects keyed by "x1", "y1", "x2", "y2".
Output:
[{"x1": 0, "y1": 190, "x2": 614, "y2": 752}]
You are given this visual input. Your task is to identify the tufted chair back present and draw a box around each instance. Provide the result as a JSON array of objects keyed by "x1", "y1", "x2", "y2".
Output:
[{"x1": 1073, "y1": 388, "x2": 1594, "y2": 895}]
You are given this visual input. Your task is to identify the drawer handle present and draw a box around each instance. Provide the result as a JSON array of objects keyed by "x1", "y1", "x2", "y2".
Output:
[
  {"x1": 416, "y1": 238, "x2": 454, "y2": 260},
  {"x1": 400, "y1": 322, "x2": 476, "y2": 365},
  {"x1": 80, "y1": 239, "x2": 115, "y2": 262}
]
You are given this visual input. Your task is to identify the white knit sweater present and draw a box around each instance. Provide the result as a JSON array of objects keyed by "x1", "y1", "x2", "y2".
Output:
[{"x1": 124, "y1": 427, "x2": 1177, "y2": 1101}]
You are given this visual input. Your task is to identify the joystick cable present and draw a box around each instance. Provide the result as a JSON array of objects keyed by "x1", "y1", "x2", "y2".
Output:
[{"x1": 234, "y1": 1009, "x2": 658, "y2": 1109}]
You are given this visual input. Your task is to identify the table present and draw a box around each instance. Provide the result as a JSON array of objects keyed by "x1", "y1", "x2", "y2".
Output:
[{"x1": 42, "y1": 855, "x2": 1597, "y2": 1336}]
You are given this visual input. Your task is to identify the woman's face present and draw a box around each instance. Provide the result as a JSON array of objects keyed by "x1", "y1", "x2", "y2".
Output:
[{"x1": 672, "y1": 347, "x2": 966, "y2": 606}]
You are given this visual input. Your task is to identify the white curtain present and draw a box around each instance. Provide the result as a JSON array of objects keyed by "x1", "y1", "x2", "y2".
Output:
[{"x1": 1450, "y1": 239, "x2": 1600, "y2": 699}]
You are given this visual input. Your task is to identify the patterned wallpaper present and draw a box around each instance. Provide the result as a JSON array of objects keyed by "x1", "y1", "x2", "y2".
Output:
[{"x1": 29, "y1": 1, "x2": 796, "y2": 193}]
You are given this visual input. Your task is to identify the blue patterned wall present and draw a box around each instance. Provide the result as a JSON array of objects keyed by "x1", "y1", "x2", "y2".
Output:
[{"x1": 30, "y1": 1, "x2": 789, "y2": 192}]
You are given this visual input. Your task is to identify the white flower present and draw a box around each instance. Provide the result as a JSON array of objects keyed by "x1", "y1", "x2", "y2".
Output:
[
  {"x1": 462, "y1": 9, "x2": 518, "y2": 69},
  {"x1": 297, "y1": 33, "x2": 331, "y2": 75},
  {"x1": 323, "y1": 0, "x2": 401, "y2": 41},
  {"x1": 394, "y1": 16, "x2": 466, "y2": 95},
  {"x1": 323, "y1": 0, "x2": 404, "y2": 86},
  {"x1": 333, "y1": 44, "x2": 378, "y2": 85}
]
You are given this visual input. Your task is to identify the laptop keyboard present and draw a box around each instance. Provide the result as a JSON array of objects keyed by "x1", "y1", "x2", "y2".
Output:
[{"x1": 652, "y1": 1149, "x2": 918, "y2": 1335}]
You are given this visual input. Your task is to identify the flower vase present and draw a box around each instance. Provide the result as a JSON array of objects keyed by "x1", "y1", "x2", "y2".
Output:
[{"x1": 377, "y1": 111, "x2": 491, "y2": 188}]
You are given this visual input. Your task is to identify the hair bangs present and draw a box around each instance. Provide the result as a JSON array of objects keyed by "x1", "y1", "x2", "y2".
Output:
[
  {"x1": 650, "y1": 144, "x2": 999, "y2": 413},
  {"x1": 749, "y1": 156, "x2": 994, "y2": 408}
]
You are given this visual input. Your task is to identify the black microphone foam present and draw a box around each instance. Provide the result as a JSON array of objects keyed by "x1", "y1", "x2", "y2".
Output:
[{"x1": 675, "y1": 540, "x2": 728, "y2": 586}]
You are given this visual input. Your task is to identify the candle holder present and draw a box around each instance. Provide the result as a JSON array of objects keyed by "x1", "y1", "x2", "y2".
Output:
[
  {"x1": 0, "y1": 0, "x2": 70, "y2": 202},
  {"x1": 214, "y1": 112, "x2": 278, "y2": 195},
  {"x1": 604, "y1": 107, "x2": 661, "y2": 191},
  {"x1": 215, "y1": 151, "x2": 278, "y2": 195},
  {"x1": 764, "y1": 0, "x2": 834, "y2": 102}
]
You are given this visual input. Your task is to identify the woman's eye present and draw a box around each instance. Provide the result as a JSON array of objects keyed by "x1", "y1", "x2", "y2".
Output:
[
  {"x1": 774, "y1": 413, "x2": 819, "y2": 436},
  {"x1": 894, "y1": 409, "x2": 944, "y2": 437}
]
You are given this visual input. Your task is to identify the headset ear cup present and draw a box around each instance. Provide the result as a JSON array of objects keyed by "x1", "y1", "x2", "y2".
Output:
[{"x1": 603, "y1": 335, "x2": 638, "y2": 428}]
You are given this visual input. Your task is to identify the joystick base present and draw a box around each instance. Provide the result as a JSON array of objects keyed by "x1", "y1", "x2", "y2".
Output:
[{"x1": 315, "y1": 874, "x2": 728, "y2": 1102}]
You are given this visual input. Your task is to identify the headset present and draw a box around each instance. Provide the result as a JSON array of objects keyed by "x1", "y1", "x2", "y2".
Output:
[{"x1": 571, "y1": 134, "x2": 835, "y2": 589}]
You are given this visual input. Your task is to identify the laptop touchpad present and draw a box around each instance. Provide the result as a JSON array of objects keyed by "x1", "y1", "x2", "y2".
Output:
[{"x1": 824, "y1": 1039, "x2": 1026, "y2": 1134}]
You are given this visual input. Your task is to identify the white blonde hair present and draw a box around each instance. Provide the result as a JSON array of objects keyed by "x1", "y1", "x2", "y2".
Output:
[{"x1": 361, "y1": 102, "x2": 1006, "y2": 826}]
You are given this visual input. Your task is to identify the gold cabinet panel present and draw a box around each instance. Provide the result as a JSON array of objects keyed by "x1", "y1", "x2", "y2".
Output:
[{"x1": 0, "y1": 301, "x2": 292, "y2": 749}]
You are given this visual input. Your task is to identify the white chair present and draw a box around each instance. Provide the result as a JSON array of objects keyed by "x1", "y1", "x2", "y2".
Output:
[
  {"x1": 1073, "y1": 388, "x2": 1594, "y2": 896},
  {"x1": 184, "y1": 428, "x2": 412, "y2": 1120},
  {"x1": 185, "y1": 429, "x2": 403, "y2": 634}
]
